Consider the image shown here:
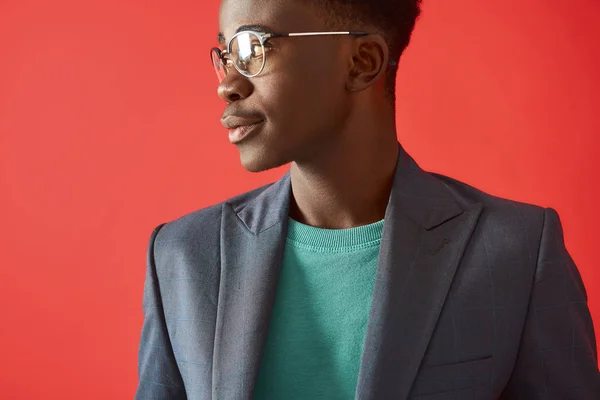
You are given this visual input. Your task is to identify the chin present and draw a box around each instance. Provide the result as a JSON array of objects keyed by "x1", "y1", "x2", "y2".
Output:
[{"x1": 238, "y1": 145, "x2": 289, "y2": 173}]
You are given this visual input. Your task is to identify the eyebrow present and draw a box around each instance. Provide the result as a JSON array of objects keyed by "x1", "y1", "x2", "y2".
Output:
[{"x1": 217, "y1": 24, "x2": 275, "y2": 45}]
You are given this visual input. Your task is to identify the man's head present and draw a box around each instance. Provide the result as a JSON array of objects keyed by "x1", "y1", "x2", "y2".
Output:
[{"x1": 216, "y1": 0, "x2": 421, "y2": 172}]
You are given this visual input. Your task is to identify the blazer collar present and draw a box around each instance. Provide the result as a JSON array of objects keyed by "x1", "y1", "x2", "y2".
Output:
[{"x1": 213, "y1": 141, "x2": 483, "y2": 399}]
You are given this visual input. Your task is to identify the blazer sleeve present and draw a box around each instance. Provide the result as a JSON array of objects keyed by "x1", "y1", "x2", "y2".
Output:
[
  {"x1": 501, "y1": 207, "x2": 600, "y2": 399},
  {"x1": 135, "y1": 223, "x2": 187, "y2": 400}
]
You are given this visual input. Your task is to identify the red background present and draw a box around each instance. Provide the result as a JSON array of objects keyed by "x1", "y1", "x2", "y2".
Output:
[{"x1": 1, "y1": 0, "x2": 598, "y2": 397}]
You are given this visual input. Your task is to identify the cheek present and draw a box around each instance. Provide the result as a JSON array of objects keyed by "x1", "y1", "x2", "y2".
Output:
[
  {"x1": 256, "y1": 49, "x2": 347, "y2": 140},
  {"x1": 265, "y1": 78, "x2": 334, "y2": 136},
  {"x1": 268, "y1": 66, "x2": 341, "y2": 120}
]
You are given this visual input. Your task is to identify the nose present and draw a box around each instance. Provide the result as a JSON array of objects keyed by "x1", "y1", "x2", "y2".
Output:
[{"x1": 217, "y1": 69, "x2": 252, "y2": 103}]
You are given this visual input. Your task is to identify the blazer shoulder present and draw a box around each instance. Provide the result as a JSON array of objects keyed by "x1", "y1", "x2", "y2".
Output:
[
  {"x1": 153, "y1": 180, "x2": 277, "y2": 242},
  {"x1": 429, "y1": 171, "x2": 547, "y2": 225}
]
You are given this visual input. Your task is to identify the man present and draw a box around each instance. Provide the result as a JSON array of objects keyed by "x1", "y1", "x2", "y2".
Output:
[{"x1": 135, "y1": 0, "x2": 600, "y2": 398}]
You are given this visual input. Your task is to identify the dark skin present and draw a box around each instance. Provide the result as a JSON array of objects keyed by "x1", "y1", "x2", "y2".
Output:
[{"x1": 217, "y1": 0, "x2": 399, "y2": 229}]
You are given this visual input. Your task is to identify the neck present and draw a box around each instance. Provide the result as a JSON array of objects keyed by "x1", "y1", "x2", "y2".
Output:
[{"x1": 289, "y1": 110, "x2": 399, "y2": 229}]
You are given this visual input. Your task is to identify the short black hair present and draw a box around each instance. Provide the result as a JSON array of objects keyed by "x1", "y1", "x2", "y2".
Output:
[{"x1": 307, "y1": 0, "x2": 422, "y2": 109}]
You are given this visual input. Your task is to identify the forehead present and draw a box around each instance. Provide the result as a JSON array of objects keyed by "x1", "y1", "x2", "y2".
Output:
[{"x1": 217, "y1": 0, "x2": 323, "y2": 44}]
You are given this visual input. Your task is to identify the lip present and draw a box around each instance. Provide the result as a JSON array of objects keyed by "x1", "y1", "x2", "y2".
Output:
[
  {"x1": 228, "y1": 120, "x2": 265, "y2": 144},
  {"x1": 221, "y1": 115, "x2": 264, "y2": 130}
]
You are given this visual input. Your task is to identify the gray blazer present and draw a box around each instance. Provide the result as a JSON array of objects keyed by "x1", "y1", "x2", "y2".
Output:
[{"x1": 135, "y1": 142, "x2": 600, "y2": 399}]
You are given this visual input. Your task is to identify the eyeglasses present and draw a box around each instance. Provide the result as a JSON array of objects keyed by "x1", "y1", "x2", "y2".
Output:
[{"x1": 210, "y1": 30, "x2": 398, "y2": 83}]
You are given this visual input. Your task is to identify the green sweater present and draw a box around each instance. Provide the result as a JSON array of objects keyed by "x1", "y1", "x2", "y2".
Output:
[{"x1": 253, "y1": 216, "x2": 384, "y2": 399}]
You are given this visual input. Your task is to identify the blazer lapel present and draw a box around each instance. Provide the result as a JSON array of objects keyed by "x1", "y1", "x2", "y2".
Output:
[
  {"x1": 354, "y1": 143, "x2": 483, "y2": 399},
  {"x1": 212, "y1": 172, "x2": 293, "y2": 400}
]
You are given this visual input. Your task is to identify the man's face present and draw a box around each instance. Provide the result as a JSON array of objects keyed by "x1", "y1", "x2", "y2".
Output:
[{"x1": 217, "y1": 0, "x2": 353, "y2": 172}]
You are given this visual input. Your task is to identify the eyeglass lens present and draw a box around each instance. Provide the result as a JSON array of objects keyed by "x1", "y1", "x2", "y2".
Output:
[
  {"x1": 211, "y1": 49, "x2": 227, "y2": 82},
  {"x1": 212, "y1": 32, "x2": 265, "y2": 82}
]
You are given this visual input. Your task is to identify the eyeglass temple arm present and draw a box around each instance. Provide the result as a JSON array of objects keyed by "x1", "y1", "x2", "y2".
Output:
[{"x1": 261, "y1": 31, "x2": 397, "y2": 66}]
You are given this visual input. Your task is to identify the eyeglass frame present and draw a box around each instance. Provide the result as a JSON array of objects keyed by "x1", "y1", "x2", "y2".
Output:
[{"x1": 210, "y1": 30, "x2": 398, "y2": 80}]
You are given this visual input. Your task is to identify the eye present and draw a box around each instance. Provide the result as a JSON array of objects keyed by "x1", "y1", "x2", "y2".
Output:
[
  {"x1": 254, "y1": 43, "x2": 274, "y2": 59},
  {"x1": 251, "y1": 44, "x2": 262, "y2": 55}
]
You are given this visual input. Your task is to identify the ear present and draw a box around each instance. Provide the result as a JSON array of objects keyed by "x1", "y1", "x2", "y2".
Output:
[{"x1": 345, "y1": 34, "x2": 390, "y2": 92}]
